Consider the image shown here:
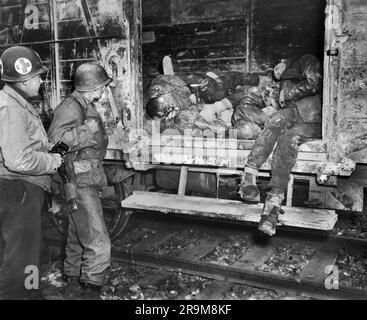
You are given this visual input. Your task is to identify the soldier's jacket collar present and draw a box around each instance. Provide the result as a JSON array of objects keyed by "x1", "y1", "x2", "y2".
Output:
[
  {"x1": 3, "y1": 84, "x2": 40, "y2": 118},
  {"x1": 71, "y1": 90, "x2": 99, "y2": 118},
  {"x1": 72, "y1": 90, "x2": 91, "y2": 111}
]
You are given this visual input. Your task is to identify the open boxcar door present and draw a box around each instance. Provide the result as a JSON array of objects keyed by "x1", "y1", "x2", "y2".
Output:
[{"x1": 323, "y1": 0, "x2": 367, "y2": 163}]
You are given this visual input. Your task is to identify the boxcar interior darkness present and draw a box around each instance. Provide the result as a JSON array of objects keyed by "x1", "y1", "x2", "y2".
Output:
[{"x1": 142, "y1": 0, "x2": 326, "y2": 113}]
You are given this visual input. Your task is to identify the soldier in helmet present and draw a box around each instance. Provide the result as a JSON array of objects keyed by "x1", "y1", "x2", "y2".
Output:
[
  {"x1": 48, "y1": 62, "x2": 112, "y2": 297},
  {"x1": 0, "y1": 46, "x2": 63, "y2": 299}
]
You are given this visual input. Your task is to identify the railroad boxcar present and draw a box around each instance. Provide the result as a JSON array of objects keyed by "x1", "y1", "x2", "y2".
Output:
[{"x1": 1, "y1": 0, "x2": 366, "y2": 233}]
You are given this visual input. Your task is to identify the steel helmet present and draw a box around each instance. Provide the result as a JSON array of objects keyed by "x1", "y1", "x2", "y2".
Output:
[
  {"x1": 0, "y1": 46, "x2": 48, "y2": 82},
  {"x1": 74, "y1": 62, "x2": 112, "y2": 92}
]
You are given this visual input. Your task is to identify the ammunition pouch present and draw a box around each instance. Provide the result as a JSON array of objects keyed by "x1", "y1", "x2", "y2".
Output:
[{"x1": 73, "y1": 159, "x2": 107, "y2": 189}]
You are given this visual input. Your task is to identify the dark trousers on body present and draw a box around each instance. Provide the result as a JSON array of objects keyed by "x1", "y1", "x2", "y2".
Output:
[
  {"x1": 0, "y1": 179, "x2": 44, "y2": 300},
  {"x1": 246, "y1": 106, "x2": 321, "y2": 194}
]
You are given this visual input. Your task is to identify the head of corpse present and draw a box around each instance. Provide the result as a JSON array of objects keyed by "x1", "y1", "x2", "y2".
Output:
[{"x1": 146, "y1": 93, "x2": 179, "y2": 121}]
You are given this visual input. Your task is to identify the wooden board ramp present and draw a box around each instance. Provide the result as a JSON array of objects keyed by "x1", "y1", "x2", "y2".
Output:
[{"x1": 121, "y1": 191, "x2": 338, "y2": 231}]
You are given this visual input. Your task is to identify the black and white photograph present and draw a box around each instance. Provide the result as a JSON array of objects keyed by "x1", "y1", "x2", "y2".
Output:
[{"x1": 0, "y1": 0, "x2": 367, "y2": 304}]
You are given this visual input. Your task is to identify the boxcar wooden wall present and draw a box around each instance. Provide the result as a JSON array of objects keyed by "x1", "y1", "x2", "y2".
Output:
[
  {"x1": 333, "y1": 0, "x2": 367, "y2": 158},
  {"x1": 251, "y1": 0, "x2": 325, "y2": 71},
  {"x1": 142, "y1": 0, "x2": 326, "y2": 76}
]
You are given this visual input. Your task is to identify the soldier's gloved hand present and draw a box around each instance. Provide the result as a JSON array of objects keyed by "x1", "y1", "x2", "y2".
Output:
[
  {"x1": 51, "y1": 153, "x2": 63, "y2": 171},
  {"x1": 85, "y1": 118, "x2": 99, "y2": 134}
]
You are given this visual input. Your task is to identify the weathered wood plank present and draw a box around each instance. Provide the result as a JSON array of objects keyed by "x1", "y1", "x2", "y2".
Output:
[
  {"x1": 299, "y1": 246, "x2": 338, "y2": 282},
  {"x1": 122, "y1": 191, "x2": 338, "y2": 230},
  {"x1": 143, "y1": 20, "x2": 247, "y2": 52},
  {"x1": 132, "y1": 154, "x2": 330, "y2": 175},
  {"x1": 150, "y1": 147, "x2": 326, "y2": 162},
  {"x1": 343, "y1": 14, "x2": 367, "y2": 40},
  {"x1": 179, "y1": 237, "x2": 226, "y2": 261},
  {"x1": 131, "y1": 230, "x2": 179, "y2": 253},
  {"x1": 340, "y1": 66, "x2": 367, "y2": 93},
  {"x1": 169, "y1": 46, "x2": 247, "y2": 62},
  {"x1": 56, "y1": 0, "x2": 83, "y2": 20},
  {"x1": 342, "y1": 95, "x2": 367, "y2": 116},
  {"x1": 171, "y1": 0, "x2": 250, "y2": 24},
  {"x1": 0, "y1": 0, "x2": 22, "y2": 6},
  {"x1": 251, "y1": 0, "x2": 324, "y2": 70},
  {"x1": 232, "y1": 242, "x2": 280, "y2": 269},
  {"x1": 338, "y1": 118, "x2": 367, "y2": 134},
  {"x1": 343, "y1": 0, "x2": 367, "y2": 40},
  {"x1": 146, "y1": 136, "x2": 326, "y2": 152},
  {"x1": 255, "y1": 0, "x2": 319, "y2": 9},
  {"x1": 143, "y1": 18, "x2": 248, "y2": 73},
  {"x1": 131, "y1": 150, "x2": 346, "y2": 175},
  {"x1": 141, "y1": 0, "x2": 324, "y2": 72},
  {"x1": 174, "y1": 59, "x2": 247, "y2": 74},
  {"x1": 178, "y1": 166, "x2": 188, "y2": 196},
  {"x1": 0, "y1": 5, "x2": 23, "y2": 29},
  {"x1": 330, "y1": 0, "x2": 367, "y2": 163},
  {"x1": 142, "y1": 0, "x2": 171, "y2": 26}
]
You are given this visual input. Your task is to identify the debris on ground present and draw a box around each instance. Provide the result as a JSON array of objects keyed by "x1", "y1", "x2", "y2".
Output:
[
  {"x1": 336, "y1": 248, "x2": 367, "y2": 290},
  {"x1": 256, "y1": 242, "x2": 316, "y2": 277},
  {"x1": 200, "y1": 235, "x2": 252, "y2": 265},
  {"x1": 146, "y1": 229, "x2": 212, "y2": 257}
]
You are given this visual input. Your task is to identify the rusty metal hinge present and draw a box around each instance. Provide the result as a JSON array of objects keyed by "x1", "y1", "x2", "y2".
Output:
[{"x1": 327, "y1": 48, "x2": 339, "y2": 56}]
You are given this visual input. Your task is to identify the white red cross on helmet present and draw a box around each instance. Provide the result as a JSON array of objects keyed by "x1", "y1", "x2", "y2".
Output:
[{"x1": 14, "y1": 58, "x2": 32, "y2": 75}]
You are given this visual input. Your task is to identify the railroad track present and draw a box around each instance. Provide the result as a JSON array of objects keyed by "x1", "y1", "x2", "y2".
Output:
[{"x1": 44, "y1": 211, "x2": 367, "y2": 300}]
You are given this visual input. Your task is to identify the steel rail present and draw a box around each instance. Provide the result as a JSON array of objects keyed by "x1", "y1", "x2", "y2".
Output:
[
  {"x1": 112, "y1": 249, "x2": 367, "y2": 300},
  {"x1": 134, "y1": 210, "x2": 367, "y2": 250},
  {"x1": 44, "y1": 234, "x2": 367, "y2": 300}
]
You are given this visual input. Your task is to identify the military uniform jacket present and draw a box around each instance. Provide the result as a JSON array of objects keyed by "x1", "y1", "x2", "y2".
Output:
[
  {"x1": 0, "y1": 85, "x2": 59, "y2": 190},
  {"x1": 48, "y1": 91, "x2": 108, "y2": 188}
]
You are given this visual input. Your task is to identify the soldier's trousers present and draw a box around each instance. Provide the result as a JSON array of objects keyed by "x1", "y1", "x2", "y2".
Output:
[
  {"x1": 246, "y1": 107, "x2": 321, "y2": 194},
  {"x1": 63, "y1": 186, "x2": 111, "y2": 286},
  {"x1": 0, "y1": 179, "x2": 44, "y2": 300}
]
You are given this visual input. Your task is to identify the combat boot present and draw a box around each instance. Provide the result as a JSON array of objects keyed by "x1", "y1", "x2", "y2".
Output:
[
  {"x1": 238, "y1": 166, "x2": 260, "y2": 202},
  {"x1": 81, "y1": 282, "x2": 102, "y2": 300},
  {"x1": 258, "y1": 193, "x2": 285, "y2": 236},
  {"x1": 63, "y1": 275, "x2": 85, "y2": 300},
  {"x1": 79, "y1": 267, "x2": 112, "y2": 299}
]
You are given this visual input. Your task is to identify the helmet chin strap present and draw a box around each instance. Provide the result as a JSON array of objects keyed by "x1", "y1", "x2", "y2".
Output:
[{"x1": 43, "y1": 68, "x2": 51, "y2": 103}]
